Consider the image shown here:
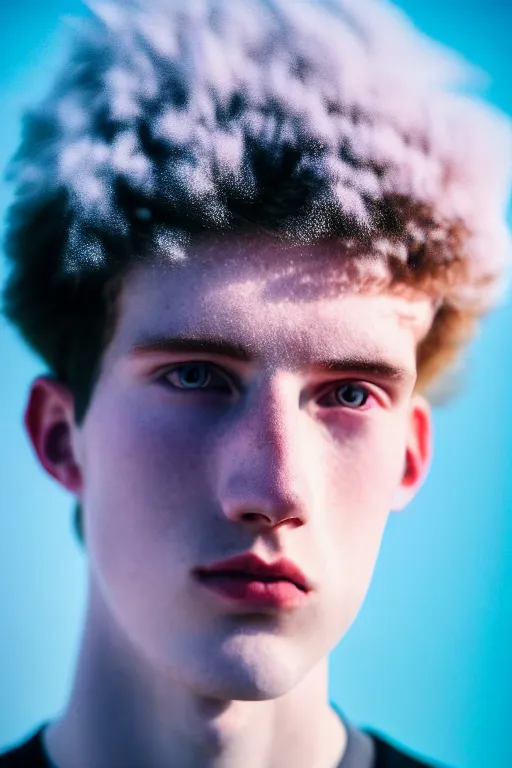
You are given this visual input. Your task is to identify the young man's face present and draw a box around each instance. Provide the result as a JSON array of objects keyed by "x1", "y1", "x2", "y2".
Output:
[{"x1": 29, "y1": 236, "x2": 433, "y2": 701}]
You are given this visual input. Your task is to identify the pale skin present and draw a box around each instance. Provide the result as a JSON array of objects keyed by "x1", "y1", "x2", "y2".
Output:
[{"x1": 25, "y1": 236, "x2": 434, "y2": 768}]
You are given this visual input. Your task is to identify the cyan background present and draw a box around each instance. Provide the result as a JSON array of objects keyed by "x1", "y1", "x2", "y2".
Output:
[{"x1": 0, "y1": 2, "x2": 510, "y2": 766}]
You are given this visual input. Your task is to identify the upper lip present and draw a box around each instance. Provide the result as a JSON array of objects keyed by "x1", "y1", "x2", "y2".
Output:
[{"x1": 195, "y1": 553, "x2": 311, "y2": 592}]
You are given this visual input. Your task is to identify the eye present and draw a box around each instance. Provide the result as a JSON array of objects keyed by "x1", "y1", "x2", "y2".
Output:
[
  {"x1": 319, "y1": 382, "x2": 372, "y2": 409},
  {"x1": 162, "y1": 362, "x2": 231, "y2": 392},
  {"x1": 335, "y1": 383, "x2": 370, "y2": 408}
]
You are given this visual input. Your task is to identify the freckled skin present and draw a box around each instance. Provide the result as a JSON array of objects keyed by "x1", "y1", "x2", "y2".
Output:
[{"x1": 30, "y1": 238, "x2": 434, "y2": 768}]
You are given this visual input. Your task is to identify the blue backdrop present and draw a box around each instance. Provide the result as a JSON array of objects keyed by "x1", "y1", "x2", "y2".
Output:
[{"x1": 0, "y1": 2, "x2": 510, "y2": 766}]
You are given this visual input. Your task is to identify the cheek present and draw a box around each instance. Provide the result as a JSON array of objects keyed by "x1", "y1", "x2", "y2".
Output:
[
  {"x1": 318, "y1": 418, "x2": 407, "y2": 610},
  {"x1": 79, "y1": 386, "x2": 216, "y2": 566},
  {"x1": 76, "y1": 386, "x2": 223, "y2": 650},
  {"x1": 324, "y1": 413, "x2": 407, "y2": 510}
]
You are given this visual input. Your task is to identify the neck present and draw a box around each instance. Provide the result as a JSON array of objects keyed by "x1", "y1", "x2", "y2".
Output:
[{"x1": 45, "y1": 578, "x2": 347, "y2": 768}]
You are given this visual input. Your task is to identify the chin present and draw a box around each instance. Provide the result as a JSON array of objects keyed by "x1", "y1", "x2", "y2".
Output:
[{"x1": 174, "y1": 632, "x2": 308, "y2": 701}]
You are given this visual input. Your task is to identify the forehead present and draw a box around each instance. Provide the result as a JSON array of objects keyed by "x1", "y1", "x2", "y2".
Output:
[{"x1": 108, "y1": 237, "x2": 433, "y2": 370}]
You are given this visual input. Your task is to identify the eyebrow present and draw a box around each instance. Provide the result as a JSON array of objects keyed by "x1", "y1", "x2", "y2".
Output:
[
  {"x1": 128, "y1": 334, "x2": 412, "y2": 381},
  {"x1": 129, "y1": 335, "x2": 254, "y2": 362}
]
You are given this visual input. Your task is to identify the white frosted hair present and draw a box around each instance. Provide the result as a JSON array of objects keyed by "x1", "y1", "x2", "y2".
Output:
[{"x1": 5, "y1": 0, "x2": 512, "y2": 313}]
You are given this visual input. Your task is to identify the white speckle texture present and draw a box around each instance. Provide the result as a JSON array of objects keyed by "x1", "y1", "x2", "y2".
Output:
[{"x1": 5, "y1": 0, "x2": 512, "y2": 310}]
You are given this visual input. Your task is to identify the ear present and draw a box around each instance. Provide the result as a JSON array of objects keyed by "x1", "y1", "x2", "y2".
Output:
[
  {"x1": 391, "y1": 394, "x2": 433, "y2": 512},
  {"x1": 24, "y1": 376, "x2": 83, "y2": 496}
]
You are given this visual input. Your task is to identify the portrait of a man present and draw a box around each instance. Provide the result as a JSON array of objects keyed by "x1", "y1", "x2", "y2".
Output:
[{"x1": 0, "y1": 1, "x2": 510, "y2": 766}]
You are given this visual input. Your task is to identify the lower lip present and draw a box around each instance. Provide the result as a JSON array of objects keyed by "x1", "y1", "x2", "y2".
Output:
[{"x1": 197, "y1": 573, "x2": 308, "y2": 610}]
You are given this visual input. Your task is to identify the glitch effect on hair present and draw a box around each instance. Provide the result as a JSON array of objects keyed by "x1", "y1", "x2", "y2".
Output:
[{"x1": 5, "y1": 0, "x2": 511, "y2": 313}]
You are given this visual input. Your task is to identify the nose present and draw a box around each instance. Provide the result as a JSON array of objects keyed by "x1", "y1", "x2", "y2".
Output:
[{"x1": 213, "y1": 376, "x2": 313, "y2": 531}]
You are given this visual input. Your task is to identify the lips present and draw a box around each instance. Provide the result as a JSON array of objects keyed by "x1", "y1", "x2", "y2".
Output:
[
  {"x1": 194, "y1": 553, "x2": 312, "y2": 610},
  {"x1": 195, "y1": 553, "x2": 311, "y2": 591}
]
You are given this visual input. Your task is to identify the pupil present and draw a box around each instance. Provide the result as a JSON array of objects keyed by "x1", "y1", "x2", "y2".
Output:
[
  {"x1": 338, "y1": 384, "x2": 365, "y2": 406},
  {"x1": 181, "y1": 364, "x2": 207, "y2": 388}
]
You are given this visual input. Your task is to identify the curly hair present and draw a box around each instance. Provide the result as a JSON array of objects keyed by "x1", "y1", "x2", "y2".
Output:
[{"x1": 3, "y1": 0, "x2": 512, "y2": 425}]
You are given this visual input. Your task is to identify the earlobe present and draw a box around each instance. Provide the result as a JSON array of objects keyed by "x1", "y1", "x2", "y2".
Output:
[
  {"x1": 390, "y1": 450, "x2": 418, "y2": 511},
  {"x1": 24, "y1": 376, "x2": 83, "y2": 495}
]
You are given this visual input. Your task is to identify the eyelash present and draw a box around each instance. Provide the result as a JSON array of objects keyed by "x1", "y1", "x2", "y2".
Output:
[{"x1": 159, "y1": 361, "x2": 375, "y2": 411}]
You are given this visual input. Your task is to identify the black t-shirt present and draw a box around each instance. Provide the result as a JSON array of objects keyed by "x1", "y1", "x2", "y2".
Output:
[{"x1": 0, "y1": 716, "x2": 452, "y2": 768}]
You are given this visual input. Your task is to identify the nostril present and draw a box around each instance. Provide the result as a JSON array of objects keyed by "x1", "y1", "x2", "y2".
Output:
[{"x1": 241, "y1": 511, "x2": 269, "y2": 523}]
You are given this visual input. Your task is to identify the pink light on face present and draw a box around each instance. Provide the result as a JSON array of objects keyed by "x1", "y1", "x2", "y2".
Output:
[{"x1": 72, "y1": 237, "x2": 432, "y2": 701}]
